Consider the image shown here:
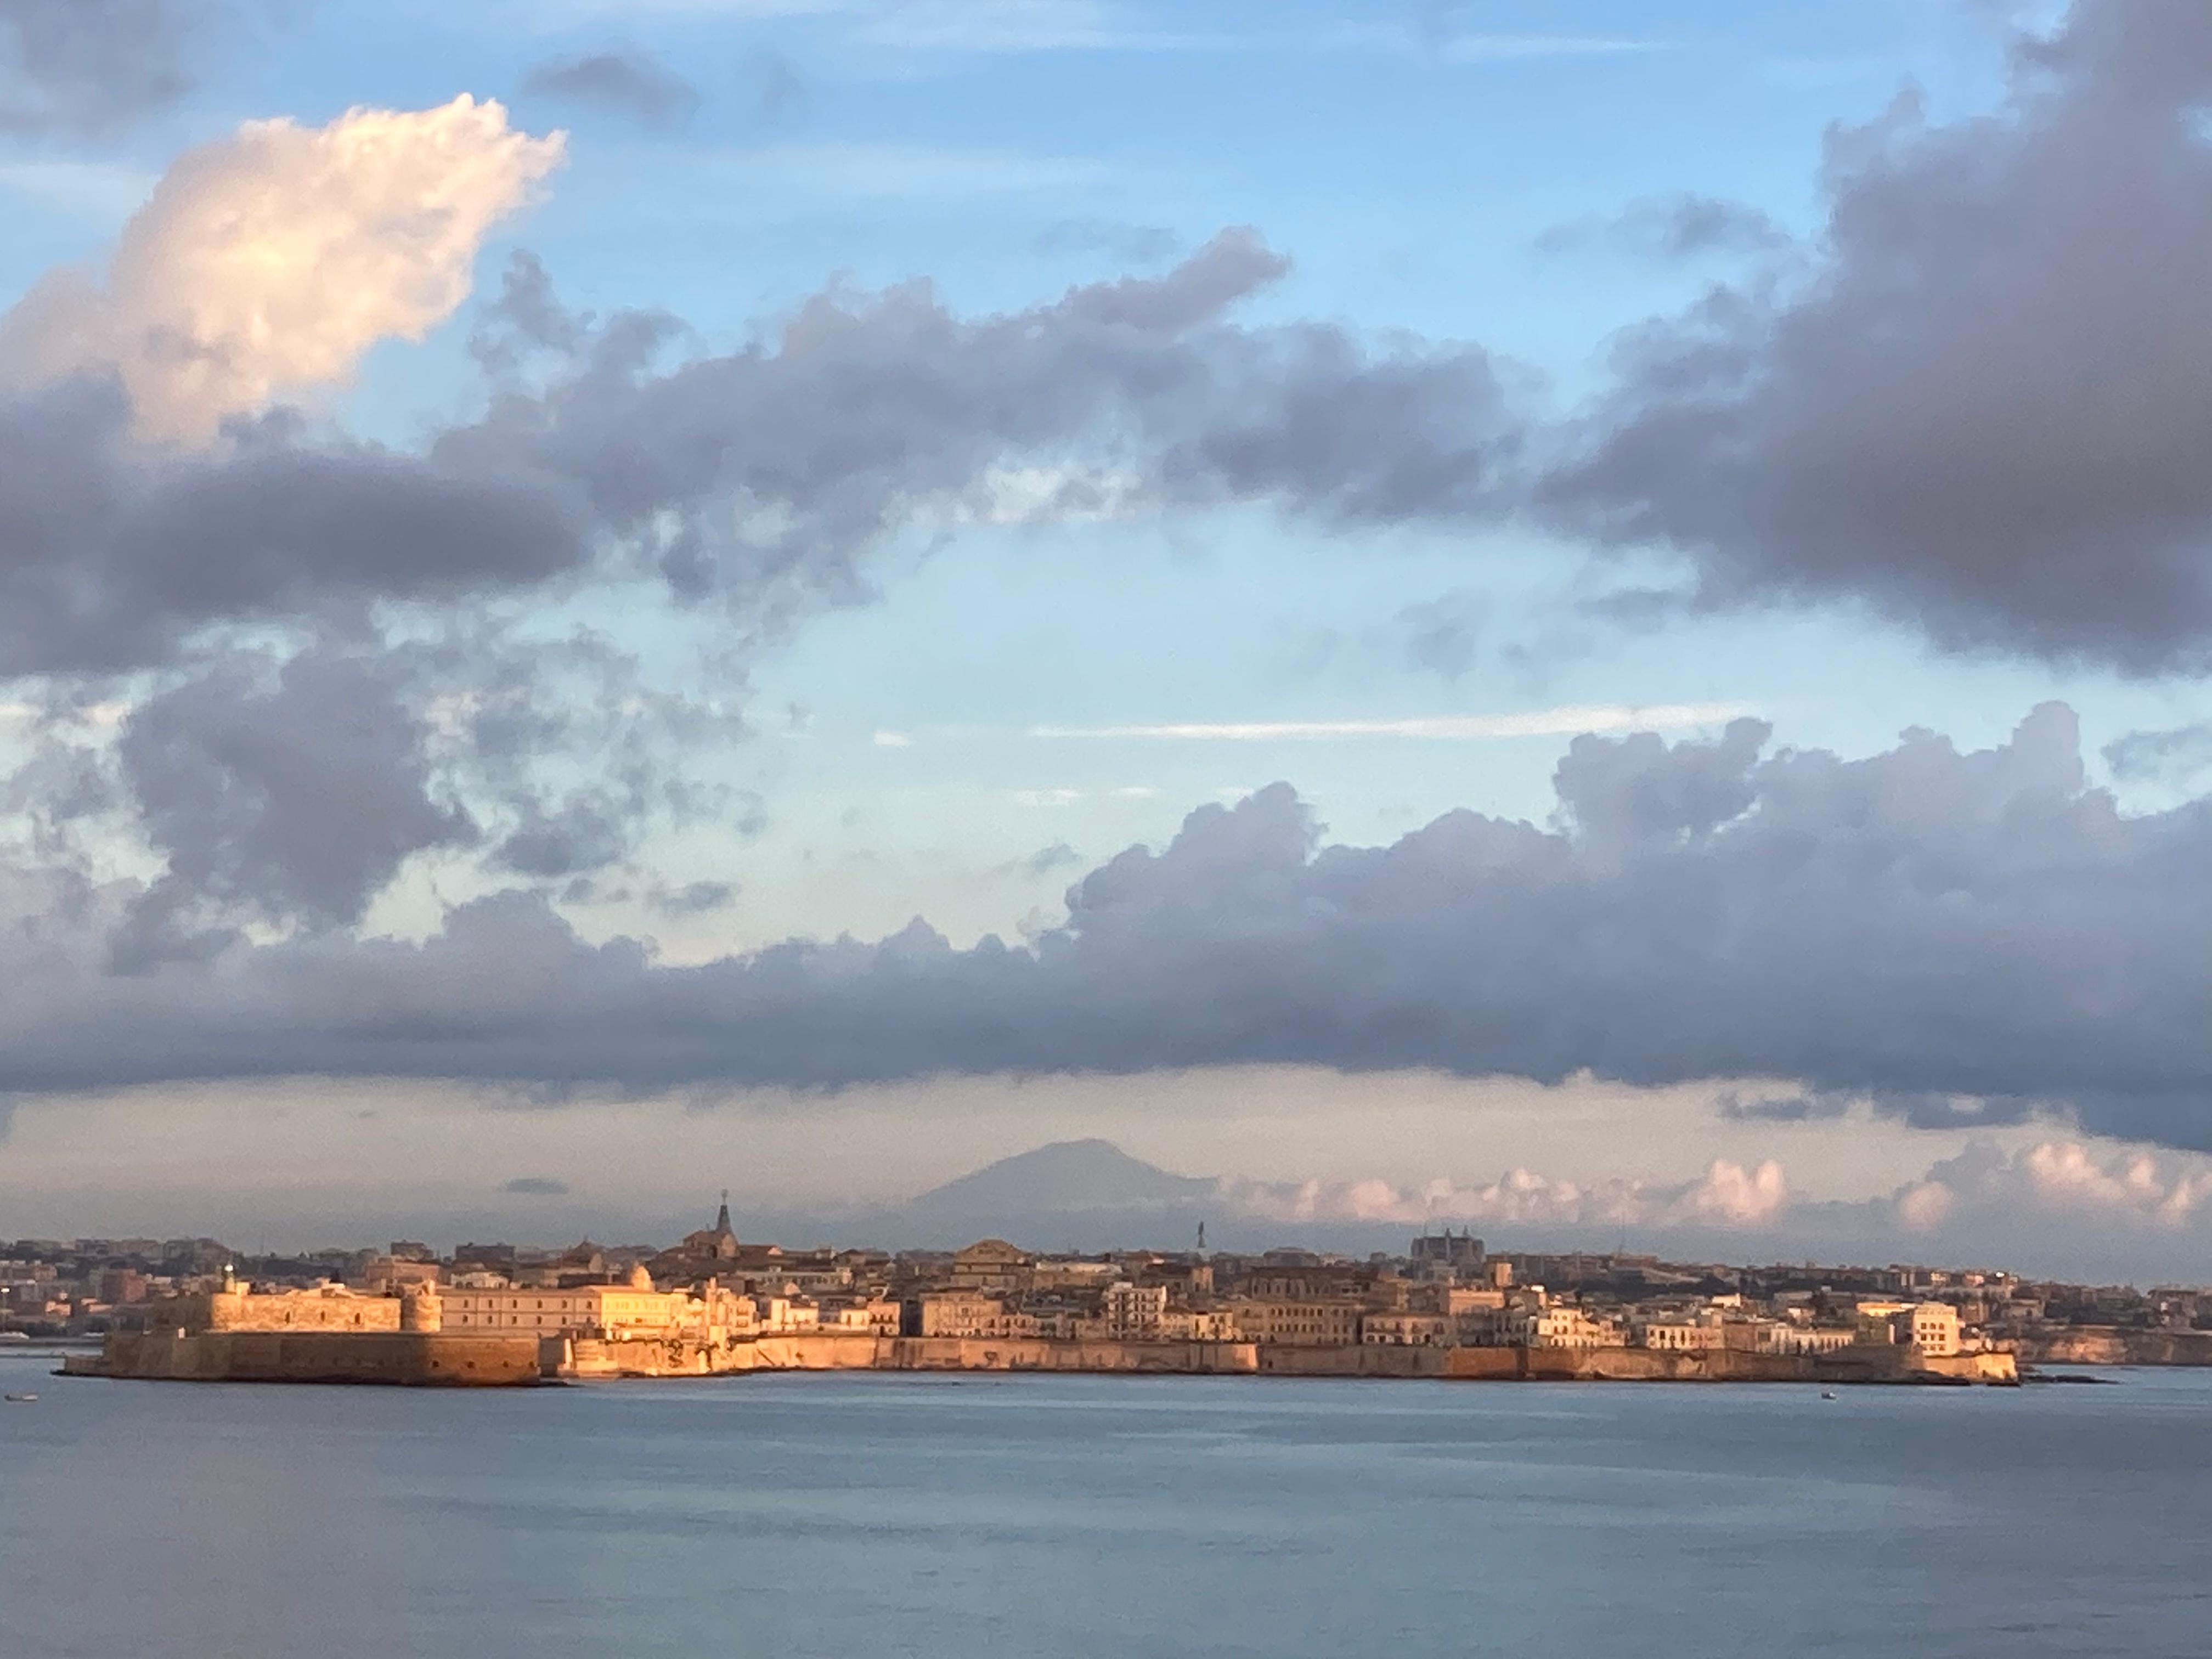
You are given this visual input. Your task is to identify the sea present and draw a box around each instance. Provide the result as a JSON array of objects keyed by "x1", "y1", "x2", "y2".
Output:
[{"x1": 4, "y1": 1350, "x2": 2207, "y2": 1658}]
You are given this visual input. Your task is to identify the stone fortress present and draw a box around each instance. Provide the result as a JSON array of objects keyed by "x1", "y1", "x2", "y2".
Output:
[{"x1": 64, "y1": 1200, "x2": 2019, "y2": 1389}]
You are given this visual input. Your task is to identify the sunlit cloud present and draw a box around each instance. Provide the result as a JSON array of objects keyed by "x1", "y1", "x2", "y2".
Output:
[{"x1": 0, "y1": 95, "x2": 563, "y2": 439}]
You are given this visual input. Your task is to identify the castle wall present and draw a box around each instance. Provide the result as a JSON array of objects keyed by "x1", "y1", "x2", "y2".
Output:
[{"x1": 68, "y1": 1330, "x2": 541, "y2": 1386}]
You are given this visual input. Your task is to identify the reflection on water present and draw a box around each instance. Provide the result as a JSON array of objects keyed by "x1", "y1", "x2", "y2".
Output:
[{"x1": 5, "y1": 1356, "x2": 2208, "y2": 1658}]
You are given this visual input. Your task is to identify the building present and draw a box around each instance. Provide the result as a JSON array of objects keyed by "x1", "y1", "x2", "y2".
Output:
[
  {"x1": 755, "y1": 1295, "x2": 820, "y2": 1333},
  {"x1": 1515, "y1": 1307, "x2": 1615, "y2": 1348},
  {"x1": 1030, "y1": 1257, "x2": 1122, "y2": 1293},
  {"x1": 355, "y1": 1255, "x2": 442, "y2": 1294},
  {"x1": 1362, "y1": 1311, "x2": 1451, "y2": 1346},
  {"x1": 1236, "y1": 1264, "x2": 1374, "y2": 1303},
  {"x1": 146, "y1": 1279, "x2": 404, "y2": 1334},
  {"x1": 1759, "y1": 1324, "x2": 1858, "y2": 1356},
  {"x1": 438, "y1": 1267, "x2": 736, "y2": 1340},
  {"x1": 1097, "y1": 1281, "x2": 1171, "y2": 1338},
  {"x1": 1223, "y1": 1299, "x2": 1362, "y2": 1346},
  {"x1": 1895, "y1": 1302, "x2": 1961, "y2": 1357},
  {"x1": 949, "y1": 1240, "x2": 1035, "y2": 1296},
  {"x1": 1634, "y1": 1318, "x2": 1724, "y2": 1352},
  {"x1": 910, "y1": 1292, "x2": 1035, "y2": 1340},
  {"x1": 1409, "y1": 1231, "x2": 1485, "y2": 1267}
]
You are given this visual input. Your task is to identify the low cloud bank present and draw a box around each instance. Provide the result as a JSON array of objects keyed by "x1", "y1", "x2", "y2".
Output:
[{"x1": 5, "y1": 705, "x2": 2211, "y2": 1152}]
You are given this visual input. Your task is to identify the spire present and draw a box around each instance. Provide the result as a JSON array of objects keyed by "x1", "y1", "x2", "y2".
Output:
[{"x1": 715, "y1": 1189, "x2": 732, "y2": 1237}]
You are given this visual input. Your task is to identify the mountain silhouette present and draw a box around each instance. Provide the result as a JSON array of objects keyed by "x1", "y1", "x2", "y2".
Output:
[{"x1": 905, "y1": 1139, "x2": 1214, "y2": 1222}]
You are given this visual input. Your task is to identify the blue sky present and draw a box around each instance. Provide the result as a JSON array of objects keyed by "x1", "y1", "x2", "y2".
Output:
[{"x1": 6, "y1": 0, "x2": 2212, "y2": 1273}]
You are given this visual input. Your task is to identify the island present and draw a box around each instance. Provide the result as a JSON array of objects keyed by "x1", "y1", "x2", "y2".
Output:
[{"x1": 40, "y1": 1204, "x2": 2033, "y2": 1387}]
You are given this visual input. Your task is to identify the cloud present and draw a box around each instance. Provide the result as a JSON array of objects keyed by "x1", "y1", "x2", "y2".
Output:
[
  {"x1": 441, "y1": 229, "x2": 1520, "y2": 618},
  {"x1": 0, "y1": 224, "x2": 1522, "y2": 939},
  {"x1": 1392, "y1": 589, "x2": 1486, "y2": 680},
  {"x1": 490, "y1": 794, "x2": 629, "y2": 880},
  {"x1": 502, "y1": 1175, "x2": 571, "y2": 1196},
  {"x1": 111, "y1": 647, "x2": 476, "y2": 961},
  {"x1": 1028, "y1": 703, "x2": 1750, "y2": 741},
  {"x1": 1222, "y1": 1156, "x2": 1787, "y2": 1231},
  {"x1": 651, "y1": 879, "x2": 736, "y2": 916},
  {"x1": 2104, "y1": 720, "x2": 2212, "y2": 785},
  {"x1": 0, "y1": 0, "x2": 202, "y2": 134},
  {"x1": 0, "y1": 95, "x2": 565, "y2": 438},
  {"x1": 1893, "y1": 1177, "x2": 1954, "y2": 1233},
  {"x1": 1675, "y1": 1157, "x2": 1789, "y2": 1226},
  {"x1": 0, "y1": 377, "x2": 593, "y2": 676},
  {"x1": 0, "y1": 216, "x2": 1515, "y2": 688},
  {"x1": 9, "y1": 704, "x2": 2212, "y2": 1155},
  {"x1": 1535, "y1": 193, "x2": 1790, "y2": 260},
  {"x1": 1024, "y1": 842, "x2": 1080, "y2": 876},
  {"x1": 1540, "y1": 0, "x2": 2212, "y2": 672},
  {"x1": 1889, "y1": 1140, "x2": 2212, "y2": 1236},
  {"x1": 523, "y1": 48, "x2": 700, "y2": 128}
]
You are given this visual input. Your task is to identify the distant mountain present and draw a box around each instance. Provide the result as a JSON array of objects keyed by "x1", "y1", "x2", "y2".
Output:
[{"x1": 904, "y1": 1139, "x2": 1215, "y2": 1223}]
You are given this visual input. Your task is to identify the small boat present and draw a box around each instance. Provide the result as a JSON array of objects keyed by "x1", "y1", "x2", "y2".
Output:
[
  {"x1": 1820, "y1": 1390, "x2": 1837, "y2": 1400},
  {"x1": 4, "y1": 1392, "x2": 37, "y2": 1403}
]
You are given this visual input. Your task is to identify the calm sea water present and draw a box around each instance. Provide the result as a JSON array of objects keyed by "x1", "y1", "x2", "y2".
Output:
[{"x1": 4, "y1": 1351, "x2": 2208, "y2": 1658}]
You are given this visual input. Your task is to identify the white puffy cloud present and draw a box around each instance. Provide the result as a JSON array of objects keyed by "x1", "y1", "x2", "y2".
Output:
[
  {"x1": 1893, "y1": 1179, "x2": 1956, "y2": 1233},
  {"x1": 1884, "y1": 1140, "x2": 2212, "y2": 1240},
  {"x1": 1219, "y1": 1156, "x2": 1790, "y2": 1231},
  {"x1": 1675, "y1": 1157, "x2": 1790, "y2": 1226},
  {"x1": 0, "y1": 94, "x2": 564, "y2": 438}
]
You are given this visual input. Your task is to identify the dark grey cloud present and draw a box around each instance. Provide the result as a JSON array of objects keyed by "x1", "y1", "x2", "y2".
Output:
[
  {"x1": 440, "y1": 230, "x2": 1519, "y2": 620},
  {"x1": 0, "y1": 380, "x2": 592, "y2": 677},
  {"x1": 501, "y1": 1176, "x2": 570, "y2": 1197},
  {"x1": 491, "y1": 795, "x2": 629, "y2": 881},
  {"x1": 0, "y1": 232, "x2": 1503, "y2": 951},
  {"x1": 7, "y1": 704, "x2": 2212, "y2": 1150},
  {"x1": 110, "y1": 647, "x2": 473, "y2": 964},
  {"x1": 8, "y1": 234, "x2": 1511, "y2": 693},
  {"x1": 1541, "y1": 0, "x2": 2212, "y2": 672},
  {"x1": 0, "y1": 0, "x2": 202, "y2": 133},
  {"x1": 522, "y1": 47, "x2": 699, "y2": 129}
]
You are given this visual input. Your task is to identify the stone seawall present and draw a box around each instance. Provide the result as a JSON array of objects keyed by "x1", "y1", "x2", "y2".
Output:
[
  {"x1": 65, "y1": 1330, "x2": 543, "y2": 1386},
  {"x1": 2013, "y1": 1328, "x2": 2212, "y2": 1367},
  {"x1": 561, "y1": 1333, "x2": 1265, "y2": 1377},
  {"x1": 62, "y1": 1328, "x2": 2016, "y2": 1386},
  {"x1": 552, "y1": 1334, "x2": 2014, "y2": 1384}
]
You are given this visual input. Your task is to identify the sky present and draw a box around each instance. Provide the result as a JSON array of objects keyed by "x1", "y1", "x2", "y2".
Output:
[{"x1": 4, "y1": 0, "x2": 2212, "y2": 1279}]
